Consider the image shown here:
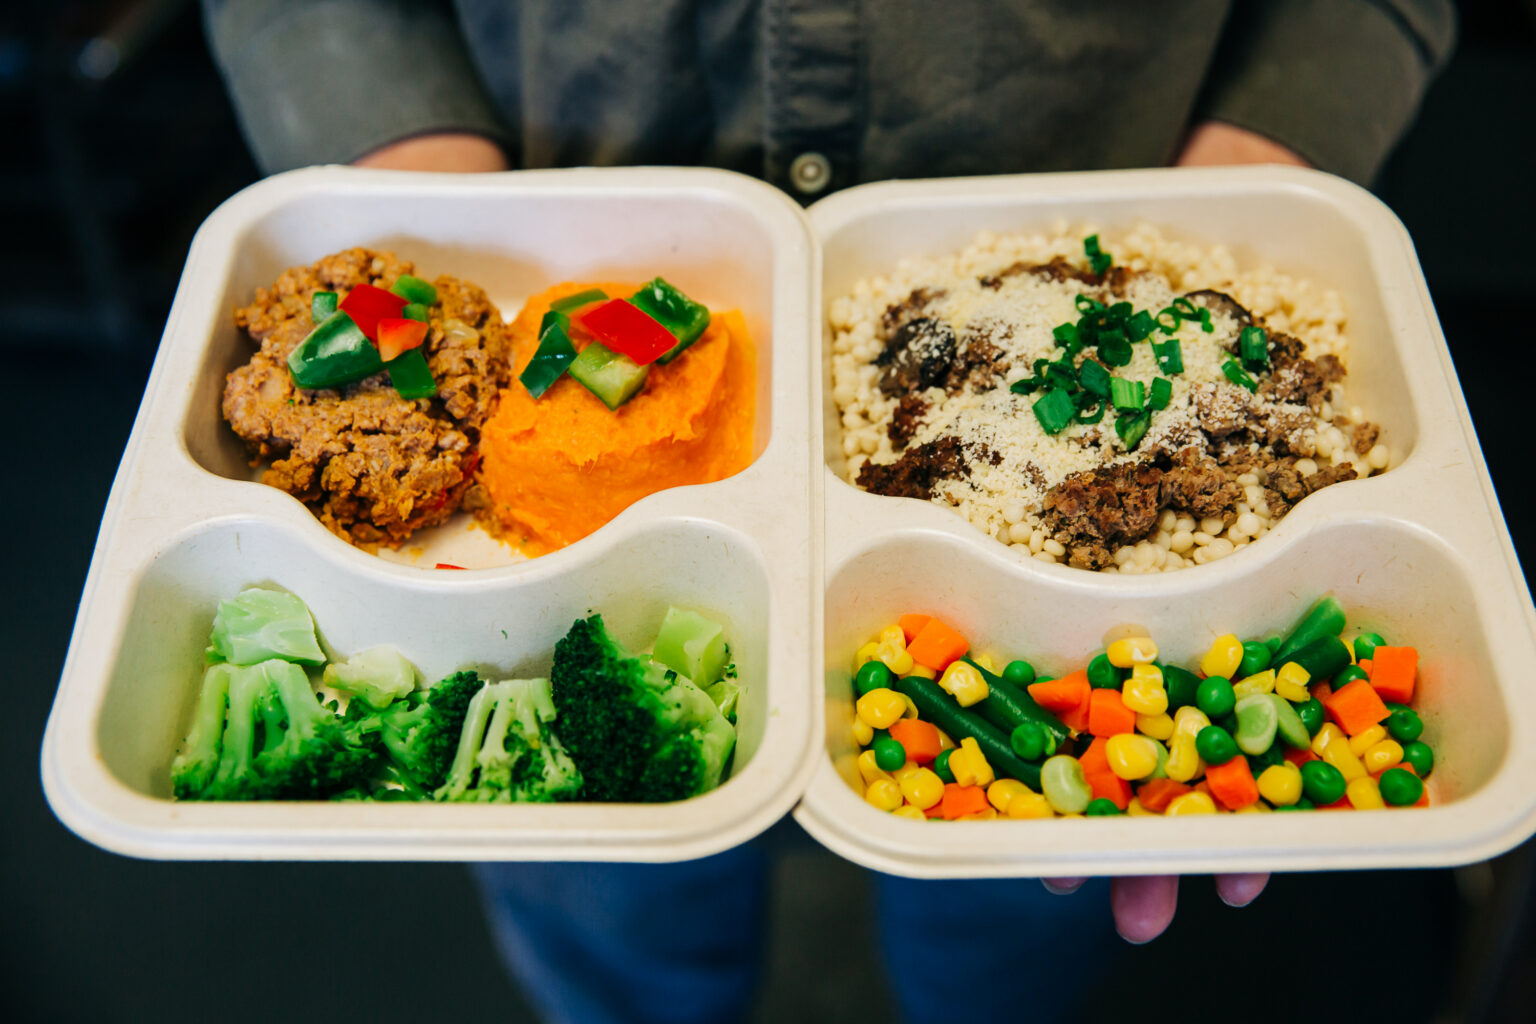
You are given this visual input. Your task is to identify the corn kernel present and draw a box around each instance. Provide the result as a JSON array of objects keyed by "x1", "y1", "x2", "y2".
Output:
[
  {"x1": 890, "y1": 759, "x2": 922, "y2": 783},
  {"x1": 1257, "y1": 763, "x2": 1303, "y2": 806},
  {"x1": 1122, "y1": 671, "x2": 1169, "y2": 716},
  {"x1": 949, "y1": 737, "x2": 996, "y2": 787},
  {"x1": 880, "y1": 625, "x2": 906, "y2": 647},
  {"x1": 1107, "y1": 635, "x2": 1159, "y2": 668},
  {"x1": 1311, "y1": 722, "x2": 1346, "y2": 757},
  {"x1": 939, "y1": 660, "x2": 990, "y2": 708},
  {"x1": 1006, "y1": 789, "x2": 1055, "y2": 819},
  {"x1": 853, "y1": 641, "x2": 881, "y2": 674},
  {"x1": 1276, "y1": 661, "x2": 1311, "y2": 688},
  {"x1": 1107, "y1": 734, "x2": 1161, "y2": 780},
  {"x1": 1166, "y1": 734, "x2": 1204, "y2": 783},
  {"x1": 905, "y1": 665, "x2": 937, "y2": 680},
  {"x1": 1201, "y1": 634, "x2": 1244, "y2": 679},
  {"x1": 856, "y1": 688, "x2": 906, "y2": 729},
  {"x1": 1322, "y1": 740, "x2": 1368, "y2": 782},
  {"x1": 1274, "y1": 676, "x2": 1311, "y2": 703},
  {"x1": 892, "y1": 805, "x2": 928, "y2": 821},
  {"x1": 899, "y1": 692, "x2": 921, "y2": 719},
  {"x1": 972, "y1": 653, "x2": 998, "y2": 673},
  {"x1": 1235, "y1": 801, "x2": 1272, "y2": 813},
  {"x1": 987, "y1": 779, "x2": 1028, "y2": 813},
  {"x1": 1126, "y1": 798, "x2": 1157, "y2": 817},
  {"x1": 1173, "y1": 705, "x2": 1213, "y2": 739},
  {"x1": 880, "y1": 648, "x2": 915, "y2": 676},
  {"x1": 1346, "y1": 776, "x2": 1385, "y2": 810},
  {"x1": 958, "y1": 808, "x2": 999, "y2": 821},
  {"x1": 900, "y1": 768, "x2": 945, "y2": 810},
  {"x1": 1166, "y1": 791, "x2": 1218, "y2": 815},
  {"x1": 1233, "y1": 669, "x2": 1276, "y2": 699},
  {"x1": 1362, "y1": 739, "x2": 1405, "y2": 775},
  {"x1": 852, "y1": 717, "x2": 874, "y2": 746},
  {"x1": 1137, "y1": 712, "x2": 1176, "y2": 741},
  {"x1": 865, "y1": 778, "x2": 903, "y2": 811},
  {"x1": 1348, "y1": 725, "x2": 1388, "y2": 757},
  {"x1": 857, "y1": 750, "x2": 893, "y2": 786}
]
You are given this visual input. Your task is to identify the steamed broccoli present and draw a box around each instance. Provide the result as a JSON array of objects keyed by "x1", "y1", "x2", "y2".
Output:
[
  {"x1": 344, "y1": 669, "x2": 486, "y2": 795},
  {"x1": 550, "y1": 615, "x2": 736, "y2": 802},
  {"x1": 171, "y1": 659, "x2": 381, "y2": 800},
  {"x1": 436, "y1": 678, "x2": 583, "y2": 802}
]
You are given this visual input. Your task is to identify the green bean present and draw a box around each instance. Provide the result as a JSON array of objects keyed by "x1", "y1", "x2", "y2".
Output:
[{"x1": 1272, "y1": 596, "x2": 1347, "y2": 667}]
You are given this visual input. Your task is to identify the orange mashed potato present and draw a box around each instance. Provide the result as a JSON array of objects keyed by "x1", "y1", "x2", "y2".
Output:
[{"x1": 477, "y1": 282, "x2": 756, "y2": 554}]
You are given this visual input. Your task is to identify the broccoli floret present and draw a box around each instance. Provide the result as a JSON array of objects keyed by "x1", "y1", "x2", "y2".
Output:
[
  {"x1": 436, "y1": 678, "x2": 583, "y2": 803},
  {"x1": 346, "y1": 669, "x2": 485, "y2": 793},
  {"x1": 171, "y1": 659, "x2": 381, "y2": 801},
  {"x1": 322, "y1": 645, "x2": 418, "y2": 710},
  {"x1": 549, "y1": 615, "x2": 737, "y2": 802}
]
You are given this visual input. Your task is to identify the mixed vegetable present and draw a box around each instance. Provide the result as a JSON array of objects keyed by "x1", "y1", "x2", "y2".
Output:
[
  {"x1": 520, "y1": 277, "x2": 712, "y2": 410},
  {"x1": 171, "y1": 589, "x2": 740, "y2": 803},
  {"x1": 849, "y1": 597, "x2": 1433, "y2": 820},
  {"x1": 287, "y1": 274, "x2": 441, "y2": 398}
]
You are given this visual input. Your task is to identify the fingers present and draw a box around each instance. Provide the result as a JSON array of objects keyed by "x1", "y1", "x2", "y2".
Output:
[
  {"x1": 1110, "y1": 875, "x2": 1179, "y2": 944},
  {"x1": 1040, "y1": 876, "x2": 1088, "y2": 896},
  {"x1": 1215, "y1": 871, "x2": 1270, "y2": 908}
]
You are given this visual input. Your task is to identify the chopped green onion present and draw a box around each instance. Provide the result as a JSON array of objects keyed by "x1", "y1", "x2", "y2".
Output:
[
  {"x1": 1154, "y1": 338, "x2": 1184, "y2": 374},
  {"x1": 1198, "y1": 307, "x2": 1214, "y2": 333},
  {"x1": 1172, "y1": 297, "x2": 1198, "y2": 320},
  {"x1": 1084, "y1": 235, "x2": 1112, "y2": 276},
  {"x1": 1009, "y1": 378, "x2": 1040, "y2": 395},
  {"x1": 1077, "y1": 398, "x2": 1105, "y2": 424},
  {"x1": 1108, "y1": 301, "x2": 1133, "y2": 321},
  {"x1": 1109, "y1": 377, "x2": 1146, "y2": 412},
  {"x1": 550, "y1": 287, "x2": 610, "y2": 314},
  {"x1": 1222, "y1": 359, "x2": 1258, "y2": 392},
  {"x1": 1052, "y1": 322, "x2": 1081, "y2": 349},
  {"x1": 1077, "y1": 359, "x2": 1111, "y2": 397},
  {"x1": 1240, "y1": 326, "x2": 1270, "y2": 368},
  {"x1": 311, "y1": 291, "x2": 338, "y2": 324},
  {"x1": 1075, "y1": 294, "x2": 1104, "y2": 314},
  {"x1": 1115, "y1": 410, "x2": 1150, "y2": 450},
  {"x1": 1045, "y1": 359, "x2": 1078, "y2": 391},
  {"x1": 1032, "y1": 388, "x2": 1078, "y2": 434},
  {"x1": 1098, "y1": 334, "x2": 1133, "y2": 367},
  {"x1": 1127, "y1": 310, "x2": 1156, "y2": 342},
  {"x1": 1149, "y1": 377, "x2": 1172, "y2": 410},
  {"x1": 1156, "y1": 307, "x2": 1181, "y2": 334}
]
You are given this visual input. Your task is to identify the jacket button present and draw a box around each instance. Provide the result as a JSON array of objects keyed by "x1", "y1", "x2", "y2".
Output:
[{"x1": 789, "y1": 152, "x2": 832, "y2": 194}]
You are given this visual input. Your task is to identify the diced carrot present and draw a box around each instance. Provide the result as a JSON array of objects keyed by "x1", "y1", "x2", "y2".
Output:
[
  {"x1": 1205, "y1": 757, "x2": 1260, "y2": 810},
  {"x1": 1086, "y1": 770, "x2": 1131, "y2": 810},
  {"x1": 1058, "y1": 692, "x2": 1092, "y2": 735},
  {"x1": 937, "y1": 783, "x2": 990, "y2": 820},
  {"x1": 1137, "y1": 779, "x2": 1193, "y2": 813},
  {"x1": 1368, "y1": 646, "x2": 1418, "y2": 704},
  {"x1": 888, "y1": 719, "x2": 941, "y2": 765},
  {"x1": 1325, "y1": 679, "x2": 1391, "y2": 737},
  {"x1": 1358, "y1": 659, "x2": 1373, "y2": 678},
  {"x1": 1028, "y1": 670, "x2": 1091, "y2": 715},
  {"x1": 1284, "y1": 747, "x2": 1318, "y2": 767},
  {"x1": 1193, "y1": 781, "x2": 1215, "y2": 801},
  {"x1": 1088, "y1": 688, "x2": 1136, "y2": 738},
  {"x1": 1077, "y1": 736, "x2": 1110, "y2": 777},
  {"x1": 1317, "y1": 795, "x2": 1353, "y2": 810},
  {"x1": 898, "y1": 614, "x2": 933, "y2": 644},
  {"x1": 907, "y1": 618, "x2": 970, "y2": 672}
]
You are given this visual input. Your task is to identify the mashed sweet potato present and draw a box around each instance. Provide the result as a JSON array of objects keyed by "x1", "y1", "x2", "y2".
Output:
[{"x1": 476, "y1": 282, "x2": 756, "y2": 554}]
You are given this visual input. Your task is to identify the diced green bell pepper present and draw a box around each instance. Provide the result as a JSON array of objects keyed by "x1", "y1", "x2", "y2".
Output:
[
  {"x1": 629, "y1": 277, "x2": 711, "y2": 364},
  {"x1": 311, "y1": 291, "x2": 338, "y2": 324},
  {"x1": 288, "y1": 310, "x2": 384, "y2": 390},
  {"x1": 389, "y1": 274, "x2": 438, "y2": 306},
  {"x1": 386, "y1": 347, "x2": 437, "y2": 400},
  {"x1": 520, "y1": 311, "x2": 579, "y2": 399}
]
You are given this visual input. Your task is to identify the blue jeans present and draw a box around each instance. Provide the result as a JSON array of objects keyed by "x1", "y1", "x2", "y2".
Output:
[{"x1": 471, "y1": 825, "x2": 1116, "y2": 1024}]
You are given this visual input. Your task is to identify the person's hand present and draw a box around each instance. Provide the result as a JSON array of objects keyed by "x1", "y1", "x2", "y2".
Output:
[
  {"x1": 353, "y1": 132, "x2": 510, "y2": 173},
  {"x1": 1042, "y1": 872, "x2": 1270, "y2": 943},
  {"x1": 1175, "y1": 122, "x2": 1309, "y2": 169}
]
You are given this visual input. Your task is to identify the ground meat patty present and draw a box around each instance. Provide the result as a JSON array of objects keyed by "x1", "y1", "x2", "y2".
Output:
[
  {"x1": 221, "y1": 247, "x2": 513, "y2": 549},
  {"x1": 858, "y1": 436, "x2": 986, "y2": 500}
]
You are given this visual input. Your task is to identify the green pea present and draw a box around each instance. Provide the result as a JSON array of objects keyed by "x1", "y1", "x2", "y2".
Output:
[
  {"x1": 1163, "y1": 665, "x2": 1202, "y2": 709},
  {"x1": 1239, "y1": 641, "x2": 1272, "y2": 677},
  {"x1": 1196, "y1": 676, "x2": 1236, "y2": 718},
  {"x1": 1087, "y1": 652, "x2": 1123, "y2": 690},
  {"x1": 1353, "y1": 632, "x2": 1386, "y2": 662},
  {"x1": 872, "y1": 737, "x2": 907, "y2": 771},
  {"x1": 1401, "y1": 741, "x2": 1434, "y2": 777},
  {"x1": 1387, "y1": 707, "x2": 1424, "y2": 743},
  {"x1": 1196, "y1": 725, "x2": 1239, "y2": 765},
  {"x1": 871, "y1": 728, "x2": 891, "y2": 745},
  {"x1": 1379, "y1": 767, "x2": 1424, "y2": 806},
  {"x1": 1002, "y1": 659, "x2": 1037, "y2": 687},
  {"x1": 1296, "y1": 698, "x2": 1326, "y2": 736},
  {"x1": 1011, "y1": 721, "x2": 1048, "y2": 761},
  {"x1": 1300, "y1": 760, "x2": 1346, "y2": 805},
  {"x1": 855, "y1": 660, "x2": 894, "y2": 696},
  {"x1": 1275, "y1": 797, "x2": 1315, "y2": 812},
  {"x1": 1085, "y1": 798, "x2": 1123, "y2": 816},
  {"x1": 1234, "y1": 694, "x2": 1280, "y2": 756},
  {"x1": 933, "y1": 748, "x2": 955, "y2": 783},
  {"x1": 1333, "y1": 665, "x2": 1369, "y2": 687},
  {"x1": 1041, "y1": 755, "x2": 1092, "y2": 814}
]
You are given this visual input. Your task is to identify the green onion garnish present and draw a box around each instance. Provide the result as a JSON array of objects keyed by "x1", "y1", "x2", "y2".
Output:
[
  {"x1": 1075, "y1": 294, "x2": 1104, "y2": 314},
  {"x1": 1240, "y1": 326, "x2": 1269, "y2": 368},
  {"x1": 1171, "y1": 297, "x2": 1198, "y2": 320},
  {"x1": 1053, "y1": 323, "x2": 1081, "y2": 348},
  {"x1": 1154, "y1": 338, "x2": 1184, "y2": 374},
  {"x1": 1222, "y1": 359, "x2": 1258, "y2": 392},
  {"x1": 1077, "y1": 398, "x2": 1105, "y2": 424},
  {"x1": 1115, "y1": 410, "x2": 1150, "y2": 450},
  {"x1": 1077, "y1": 359, "x2": 1111, "y2": 397},
  {"x1": 1084, "y1": 235, "x2": 1112, "y2": 276},
  {"x1": 1198, "y1": 307, "x2": 1214, "y2": 332},
  {"x1": 1127, "y1": 310, "x2": 1156, "y2": 342},
  {"x1": 1098, "y1": 334, "x2": 1133, "y2": 367},
  {"x1": 1156, "y1": 307, "x2": 1181, "y2": 334},
  {"x1": 1109, "y1": 377, "x2": 1146, "y2": 412},
  {"x1": 1149, "y1": 377, "x2": 1172, "y2": 410},
  {"x1": 1032, "y1": 388, "x2": 1078, "y2": 434},
  {"x1": 1008, "y1": 378, "x2": 1039, "y2": 395}
]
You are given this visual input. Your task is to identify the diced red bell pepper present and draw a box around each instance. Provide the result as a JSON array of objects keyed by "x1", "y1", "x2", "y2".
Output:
[
  {"x1": 576, "y1": 299, "x2": 677, "y2": 365},
  {"x1": 340, "y1": 283, "x2": 408, "y2": 340},
  {"x1": 376, "y1": 317, "x2": 429, "y2": 361}
]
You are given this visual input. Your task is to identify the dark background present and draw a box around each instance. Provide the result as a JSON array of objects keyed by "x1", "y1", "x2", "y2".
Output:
[{"x1": 4, "y1": 1, "x2": 1534, "y2": 1021}]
